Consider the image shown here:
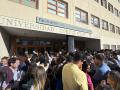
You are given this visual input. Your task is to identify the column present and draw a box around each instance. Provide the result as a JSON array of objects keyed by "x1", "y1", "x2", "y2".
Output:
[
  {"x1": 0, "y1": 28, "x2": 10, "y2": 59},
  {"x1": 67, "y1": 35, "x2": 75, "y2": 52}
]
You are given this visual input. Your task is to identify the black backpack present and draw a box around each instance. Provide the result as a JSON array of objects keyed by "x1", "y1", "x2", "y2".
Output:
[{"x1": 0, "y1": 67, "x2": 7, "y2": 90}]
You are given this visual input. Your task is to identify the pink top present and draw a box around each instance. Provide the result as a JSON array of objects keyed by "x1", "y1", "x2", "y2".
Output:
[{"x1": 86, "y1": 73, "x2": 94, "y2": 90}]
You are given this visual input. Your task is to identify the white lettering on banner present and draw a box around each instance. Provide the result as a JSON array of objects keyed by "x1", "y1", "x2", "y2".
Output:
[
  {"x1": 0, "y1": 16, "x2": 92, "y2": 38},
  {"x1": 6, "y1": 18, "x2": 13, "y2": 26},
  {"x1": 0, "y1": 17, "x2": 5, "y2": 24},
  {"x1": 0, "y1": 16, "x2": 56, "y2": 33}
]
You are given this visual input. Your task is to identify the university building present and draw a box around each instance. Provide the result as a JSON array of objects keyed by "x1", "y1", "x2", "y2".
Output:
[{"x1": 0, "y1": 0, "x2": 120, "y2": 58}]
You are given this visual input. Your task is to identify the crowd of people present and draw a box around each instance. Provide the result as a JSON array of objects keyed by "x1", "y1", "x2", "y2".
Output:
[{"x1": 0, "y1": 49, "x2": 120, "y2": 90}]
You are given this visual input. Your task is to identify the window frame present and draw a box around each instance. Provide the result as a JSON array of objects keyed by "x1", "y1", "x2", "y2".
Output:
[
  {"x1": 75, "y1": 8, "x2": 88, "y2": 24},
  {"x1": 108, "y1": 3, "x2": 113, "y2": 13},
  {"x1": 101, "y1": 0, "x2": 107, "y2": 8},
  {"x1": 119, "y1": 28, "x2": 120, "y2": 35},
  {"x1": 94, "y1": 0, "x2": 99, "y2": 3},
  {"x1": 117, "y1": 45, "x2": 120, "y2": 50},
  {"x1": 9, "y1": 0, "x2": 39, "y2": 9},
  {"x1": 109, "y1": 23, "x2": 115, "y2": 33},
  {"x1": 119, "y1": 12, "x2": 120, "y2": 17},
  {"x1": 47, "y1": 0, "x2": 68, "y2": 18},
  {"x1": 103, "y1": 44, "x2": 110, "y2": 49},
  {"x1": 111, "y1": 45, "x2": 116, "y2": 51},
  {"x1": 102, "y1": 20, "x2": 109, "y2": 30},
  {"x1": 114, "y1": 8, "x2": 119, "y2": 16},
  {"x1": 116, "y1": 26, "x2": 119, "y2": 34},
  {"x1": 118, "y1": 0, "x2": 120, "y2": 3},
  {"x1": 91, "y1": 15, "x2": 100, "y2": 28}
]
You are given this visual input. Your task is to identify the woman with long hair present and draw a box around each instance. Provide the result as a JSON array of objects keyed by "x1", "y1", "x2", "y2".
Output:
[
  {"x1": 107, "y1": 71, "x2": 120, "y2": 90},
  {"x1": 31, "y1": 66, "x2": 47, "y2": 90},
  {"x1": 82, "y1": 61, "x2": 94, "y2": 90}
]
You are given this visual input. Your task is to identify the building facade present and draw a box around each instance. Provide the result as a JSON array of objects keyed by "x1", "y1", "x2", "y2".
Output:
[{"x1": 0, "y1": 0, "x2": 120, "y2": 58}]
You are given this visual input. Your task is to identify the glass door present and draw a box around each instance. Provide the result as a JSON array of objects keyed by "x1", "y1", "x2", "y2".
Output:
[{"x1": 16, "y1": 47, "x2": 36, "y2": 56}]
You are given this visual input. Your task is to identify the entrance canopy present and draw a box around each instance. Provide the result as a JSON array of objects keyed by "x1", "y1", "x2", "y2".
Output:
[
  {"x1": 3, "y1": 26, "x2": 66, "y2": 40},
  {"x1": 0, "y1": 26, "x2": 101, "y2": 56}
]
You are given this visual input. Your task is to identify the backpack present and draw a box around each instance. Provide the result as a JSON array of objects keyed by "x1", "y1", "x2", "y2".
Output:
[{"x1": 0, "y1": 67, "x2": 7, "y2": 90}]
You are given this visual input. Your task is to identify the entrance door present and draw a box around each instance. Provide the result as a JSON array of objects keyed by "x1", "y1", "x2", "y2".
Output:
[
  {"x1": 13, "y1": 38, "x2": 65, "y2": 55},
  {"x1": 37, "y1": 46, "x2": 52, "y2": 53},
  {"x1": 16, "y1": 46, "x2": 36, "y2": 56},
  {"x1": 16, "y1": 46, "x2": 52, "y2": 56}
]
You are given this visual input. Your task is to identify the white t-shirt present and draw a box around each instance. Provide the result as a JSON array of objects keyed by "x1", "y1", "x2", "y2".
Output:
[{"x1": 11, "y1": 68, "x2": 24, "y2": 81}]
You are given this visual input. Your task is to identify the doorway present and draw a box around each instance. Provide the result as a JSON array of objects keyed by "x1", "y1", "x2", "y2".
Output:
[{"x1": 16, "y1": 45, "x2": 52, "y2": 56}]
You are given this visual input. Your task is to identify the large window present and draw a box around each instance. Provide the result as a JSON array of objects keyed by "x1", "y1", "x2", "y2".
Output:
[
  {"x1": 114, "y1": 8, "x2": 119, "y2": 16},
  {"x1": 94, "y1": 0, "x2": 99, "y2": 3},
  {"x1": 9, "y1": 0, "x2": 38, "y2": 9},
  {"x1": 103, "y1": 44, "x2": 110, "y2": 49},
  {"x1": 102, "y1": 20, "x2": 108, "y2": 30},
  {"x1": 48, "y1": 0, "x2": 68, "y2": 18},
  {"x1": 116, "y1": 26, "x2": 119, "y2": 34},
  {"x1": 101, "y1": 0, "x2": 107, "y2": 8},
  {"x1": 116, "y1": 26, "x2": 120, "y2": 35},
  {"x1": 91, "y1": 15, "x2": 100, "y2": 28},
  {"x1": 117, "y1": 45, "x2": 120, "y2": 50},
  {"x1": 109, "y1": 23, "x2": 115, "y2": 33},
  {"x1": 75, "y1": 8, "x2": 88, "y2": 24},
  {"x1": 108, "y1": 3, "x2": 113, "y2": 13},
  {"x1": 111, "y1": 45, "x2": 116, "y2": 51},
  {"x1": 118, "y1": 0, "x2": 120, "y2": 3},
  {"x1": 119, "y1": 12, "x2": 120, "y2": 17}
]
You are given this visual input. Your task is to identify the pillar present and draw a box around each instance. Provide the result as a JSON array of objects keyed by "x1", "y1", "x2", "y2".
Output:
[
  {"x1": 0, "y1": 27, "x2": 10, "y2": 59},
  {"x1": 67, "y1": 35, "x2": 75, "y2": 52}
]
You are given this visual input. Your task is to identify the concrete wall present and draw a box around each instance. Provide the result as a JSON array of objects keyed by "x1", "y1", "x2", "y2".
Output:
[
  {"x1": 0, "y1": 0, "x2": 120, "y2": 50},
  {"x1": 101, "y1": 31, "x2": 120, "y2": 49},
  {"x1": 0, "y1": 27, "x2": 10, "y2": 59}
]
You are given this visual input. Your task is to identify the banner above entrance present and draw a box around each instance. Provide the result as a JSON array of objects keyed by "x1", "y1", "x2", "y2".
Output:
[
  {"x1": 0, "y1": 15, "x2": 92, "y2": 38},
  {"x1": 36, "y1": 17, "x2": 92, "y2": 34}
]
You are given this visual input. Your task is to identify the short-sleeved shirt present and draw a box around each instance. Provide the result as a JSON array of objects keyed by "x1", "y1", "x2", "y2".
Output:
[
  {"x1": 62, "y1": 63, "x2": 88, "y2": 90},
  {"x1": 93, "y1": 63, "x2": 111, "y2": 85}
]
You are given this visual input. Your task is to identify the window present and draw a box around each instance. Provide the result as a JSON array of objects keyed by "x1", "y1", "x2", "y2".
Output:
[
  {"x1": 116, "y1": 26, "x2": 120, "y2": 34},
  {"x1": 117, "y1": 27, "x2": 120, "y2": 35},
  {"x1": 75, "y1": 8, "x2": 88, "y2": 24},
  {"x1": 102, "y1": 20, "x2": 108, "y2": 30},
  {"x1": 109, "y1": 23, "x2": 115, "y2": 33},
  {"x1": 117, "y1": 45, "x2": 120, "y2": 50},
  {"x1": 9, "y1": 0, "x2": 39, "y2": 9},
  {"x1": 91, "y1": 15, "x2": 100, "y2": 28},
  {"x1": 94, "y1": 0, "x2": 99, "y2": 3},
  {"x1": 118, "y1": 11, "x2": 120, "y2": 17},
  {"x1": 48, "y1": 0, "x2": 68, "y2": 18},
  {"x1": 108, "y1": 3, "x2": 113, "y2": 13},
  {"x1": 103, "y1": 44, "x2": 110, "y2": 49},
  {"x1": 119, "y1": 29, "x2": 120, "y2": 35},
  {"x1": 101, "y1": 0, "x2": 107, "y2": 8},
  {"x1": 118, "y1": 0, "x2": 120, "y2": 3},
  {"x1": 114, "y1": 8, "x2": 119, "y2": 16},
  {"x1": 111, "y1": 45, "x2": 116, "y2": 51}
]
